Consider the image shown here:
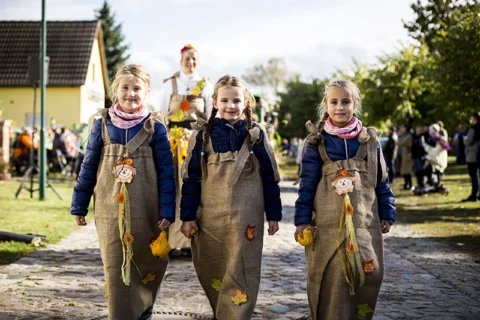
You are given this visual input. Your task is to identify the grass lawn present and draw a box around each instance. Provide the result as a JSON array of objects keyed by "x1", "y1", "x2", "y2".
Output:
[
  {"x1": 278, "y1": 156, "x2": 299, "y2": 181},
  {"x1": 0, "y1": 179, "x2": 91, "y2": 265},
  {"x1": 279, "y1": 155, "x2": 480, "y2": 256}
]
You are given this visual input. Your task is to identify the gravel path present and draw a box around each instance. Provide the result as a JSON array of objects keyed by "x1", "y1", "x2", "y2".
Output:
[{"x1": 1, "y1": 182, "x2": 479, "y2": 319}]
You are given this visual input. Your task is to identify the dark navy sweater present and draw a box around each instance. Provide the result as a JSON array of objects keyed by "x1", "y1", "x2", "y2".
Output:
[
  {"x1": 295, "y1": 132, "x2": 396, "y2": 226},
  {"x1": 181, "y1": 118, "x2": 282, "y2": 222},
  {"x1": 71, "y1": 115, "x2": 176, "y2": 222}
]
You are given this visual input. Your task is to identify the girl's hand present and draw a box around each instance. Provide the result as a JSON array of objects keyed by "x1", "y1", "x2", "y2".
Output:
[
  {"x1": 181, "y1": 221, "x2": 199, "y2": 239},
  {"x1": 74, "y1": 215, "x2": 87, "y2": 226},
  {"x1": 381, "y1": 220, "x2": 392, "y2": 234},
  {"x1": 157, "y1": 219, "x2": 171, "y2": 230},
  {"x1": 267, "y1": 221, "x2": 279, "y2": 236},
  {"x1": 294, "y1": 224, "x2": 311, "y2": 242}
]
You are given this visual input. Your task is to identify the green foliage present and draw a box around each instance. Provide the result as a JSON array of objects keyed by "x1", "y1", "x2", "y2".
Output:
[
  {"x1": 95, "y1": 0, "x2": 130, "y2": 107},
  {"x1": 277, "y1": 76, "x2": 327, "y2": 139}
]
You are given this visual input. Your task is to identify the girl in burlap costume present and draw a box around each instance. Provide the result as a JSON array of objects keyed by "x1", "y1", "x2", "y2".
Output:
[
  {"x1": 157, "y1": 44, "x2": 214, "y2": 255},
  {"x1": 294, "y1": 78, "x2": 396, "y2": 320},
  {"x1": 180, "y1": 75, "x2": 282, "y2": 320},
  {"x1": 71, "y1": 64, "x2": 176, "y2": 320}
]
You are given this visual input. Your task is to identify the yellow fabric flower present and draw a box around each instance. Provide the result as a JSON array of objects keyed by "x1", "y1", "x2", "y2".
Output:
[
  {"x1": 122, "y1": 234, "x2": 134, "y2": 245},
  {"x1": 116, "y1": 192, "x2": 125, "y2": 203}
]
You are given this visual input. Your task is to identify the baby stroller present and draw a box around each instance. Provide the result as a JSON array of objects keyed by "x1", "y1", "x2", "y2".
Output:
[
  {"x1": 413, "y1": 125, "x2": 450, "y2": 196},
  {"x1": 413, "y1": 166, "x2": 449, "y2": 195}
]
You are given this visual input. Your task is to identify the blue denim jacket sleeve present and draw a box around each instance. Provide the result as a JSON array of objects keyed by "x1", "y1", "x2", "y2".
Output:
[
  {"x1": 180, "y1": 131, "x2": 203, "y2": 221},
  {"x1": 294, "y1": 143, "x2": 323, "y2": 226},
  {"x1": 375, "y1": 143, "x2": 396, "y2": 224},
  {"x1": 151, "y1": 122, "x2": 176, "y2": 222},
  {"x1": 71, "y1": 119, "x2": 103, "y2": 216},
  {"x1": 252, "y1": 131, "x2": 282, "y2": 221}
]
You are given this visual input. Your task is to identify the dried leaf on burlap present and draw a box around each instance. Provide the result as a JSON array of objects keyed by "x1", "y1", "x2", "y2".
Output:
[
  {"x1": 231, "y1": 289, "x2": 248, "y2": 306},
  {"x1": 211, "y1": 278, "x2": 222, "y2": 292},
  {"x1": 357, "y1": 303, "x2": 373, "y2": 317},
  {"x1": 142, "y1": 273, "x2": 156, "y2": 285}
]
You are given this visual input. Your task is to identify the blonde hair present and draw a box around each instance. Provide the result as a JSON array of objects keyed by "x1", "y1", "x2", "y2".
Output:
[
  {"x1": 110, "y1": 64, "x2": 151, "y2": 106},
  {"x1": 202, "y1": 75, "x2": 256, "y2": 154},
  {"x1": 311, "y1": 77, "x2": 362, "y2": 145}
]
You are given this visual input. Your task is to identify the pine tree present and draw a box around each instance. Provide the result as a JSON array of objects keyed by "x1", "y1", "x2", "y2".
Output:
[{"x1": 95, "y1": 0, "x2": 130, "y2": 107}]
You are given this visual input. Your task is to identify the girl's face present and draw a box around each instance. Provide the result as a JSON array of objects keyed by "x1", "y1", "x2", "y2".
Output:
[
  {"x1": 115, "y1": 75, "x2": 148, "y2": 113},
  {"x1": 214, "y1": 86, "x2": 246, "y2": 125},
  {"x1": 325, "y1": 86, "x2": 356, "y2": 128},
  {"x1": 181, "y1": 49, "x2": 198, "y2": 75}
]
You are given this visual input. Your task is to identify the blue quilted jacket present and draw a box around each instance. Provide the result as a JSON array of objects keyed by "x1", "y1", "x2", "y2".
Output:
[
  {"x1": 295, "y1": 132, "x2": 396, "y2": 226},
  {"x1": 181, "y1": 118, "x2": 282, "y2": 222},
  {"x1": 70, "y1": 114, "x2": 176, "y2": 222}
]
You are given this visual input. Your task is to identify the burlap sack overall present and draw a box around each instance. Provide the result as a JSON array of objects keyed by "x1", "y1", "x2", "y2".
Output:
[
  {"x1": 93, "y1": 110, "x2": 169, "y2": 320},
  {"x1": 182, "y1": 122, "x2": 278, "y2": 320},
  {"x1": 306, "y1": 127, "x2": 386, "y2": 320},
  {"x1": 166, "y1": 72, "x2": 208, "y2": 250},
  {"x1": 164, "y1": 72, "x2": 207, "y2": 123}
]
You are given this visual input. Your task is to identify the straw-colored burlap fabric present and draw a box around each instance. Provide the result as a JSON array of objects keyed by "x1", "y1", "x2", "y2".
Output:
[
  {"x1": 182, "y1": 122, "x2": 278, "y2": 320},
  {"x1": 93, "y1": 110, "x2": 169, "y2": 320},
  {"x1": 164, "y1": 72, "x2": 206, "y2": 123},
  {"x1": 305, "y1": 127, "x2": 387, "y2": 320},
  {"x1": 166, "y1": 72, "x2": 208, "y2": 250}
]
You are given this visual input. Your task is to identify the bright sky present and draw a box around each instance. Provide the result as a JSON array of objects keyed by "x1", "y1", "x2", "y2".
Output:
[{"x1": 1, "y1": 0, "x2": 414, "y2": 99}]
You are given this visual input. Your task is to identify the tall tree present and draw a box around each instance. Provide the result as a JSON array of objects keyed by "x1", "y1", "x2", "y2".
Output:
[
  {"x1": 403, "y1": 0, "x2": 478, "y2": 50},
  {"x1": 242, "y1": 57, "x2": 289, "y2": 104},
  {"x1": 95, "y1": 0, "x2": 130, "y2": 106},
  {"x1": 277, "y1": 76, "x2": 327, "y2": 139}
]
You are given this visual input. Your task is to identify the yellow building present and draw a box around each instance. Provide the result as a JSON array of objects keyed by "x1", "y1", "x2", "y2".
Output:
[{"x1": 0, "y1": 20, "x2": 109, "y2": 129}]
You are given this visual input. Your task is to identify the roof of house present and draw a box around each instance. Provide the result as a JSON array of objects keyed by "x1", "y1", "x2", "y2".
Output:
[{"x1": 0, "y1": 20, "x2": 108, "y2": 88}]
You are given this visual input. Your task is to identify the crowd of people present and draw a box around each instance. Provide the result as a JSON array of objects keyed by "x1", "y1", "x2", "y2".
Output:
[
  {"x1": 10, "y1": 124, "x2": 87, "y2": 178},
  {"x1": 382, "y1": 115, "x2": 480, "y2": 200}
]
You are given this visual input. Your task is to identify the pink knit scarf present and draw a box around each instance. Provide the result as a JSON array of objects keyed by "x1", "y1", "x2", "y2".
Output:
[
  {"x1": 323, "y1": 116, "x2": 363, "y2": 139},
  {"x1": 108, "y1": 103, "x2": 150, "y2": 129}
]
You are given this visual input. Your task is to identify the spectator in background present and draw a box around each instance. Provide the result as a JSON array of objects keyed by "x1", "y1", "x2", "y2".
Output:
[
  {"x1": 412, "y1": 125, "x2": 427, "y2": 189},
  {"x1": 421, "y1": 124, "x2": 450, "y2": 187},
  {"x1": 436, "y1": 120, "x2": 448, "y2": 141},
  {"x1": 397, "y1": 124, "x2": 413, "y2": 190},
  {"x1": 383, "y1": 126, "x2": 398, "y2": 182},
  {"x1": 453, "y1": 124, "x2": 467, "y2": 165},
  {"x1": 462, "y1": 112, "x2": 480, "y2": 202},
  {"x1": 289, "y1": 137, "x2": 299, "y2": 159}
]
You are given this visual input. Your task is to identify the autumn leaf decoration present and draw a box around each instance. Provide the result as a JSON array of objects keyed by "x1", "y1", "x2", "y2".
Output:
[
  {"x1": 357, "y1": 303, "x2": 373, "y2": 317},
  {"x1": 190, "y1": 79, "x2": 206, "y2": 97},
  {"x1": 232, "y1": 288, "x2": 248, "y2": 306},
  {"x1": 211, "y1": 278, "x2": 222, "y2": 292},
  {"x1": 245, "y1": 225, "x2": 256, "y2": 241},
  {"x1": 180, "y1": 100, "x2": 191, "y2": 112},
  {"x1": 142, "y1": 272, "x2": 156, "y2": 285}
]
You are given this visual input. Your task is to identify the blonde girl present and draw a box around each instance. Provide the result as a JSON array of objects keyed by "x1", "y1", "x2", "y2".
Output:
[
  {"x1": 71, "y1": 64, "x2": 175, "y2": 320},
  {"x1": 294, "y1": 78, "x2": 396, "y2": 320},
  {"x1": 180, "y1": 75, "x2": 282, "y2": 320}
]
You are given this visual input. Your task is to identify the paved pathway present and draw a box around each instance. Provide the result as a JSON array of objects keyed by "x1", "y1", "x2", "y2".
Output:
[{"x1": 1, "y1": 182, "x2": 479, "y2": 319}]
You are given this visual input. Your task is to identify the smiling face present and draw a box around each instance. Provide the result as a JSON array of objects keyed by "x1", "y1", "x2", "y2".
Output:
[
  {"x1": 113, "y1": 163, "x2": 137, "y2": 183},
  {"x1": 181, "y1": 49, "x2": 199, "y2": 75},
  {"x1": 325, "y1": 86, "x2": 356, "y2": 128},
  {"x1": 115, "y1": 75, "x2": 148, "y2": 113},
  {"x1": 214, "y1": 86, "x2": 247, "y2": 124}
]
